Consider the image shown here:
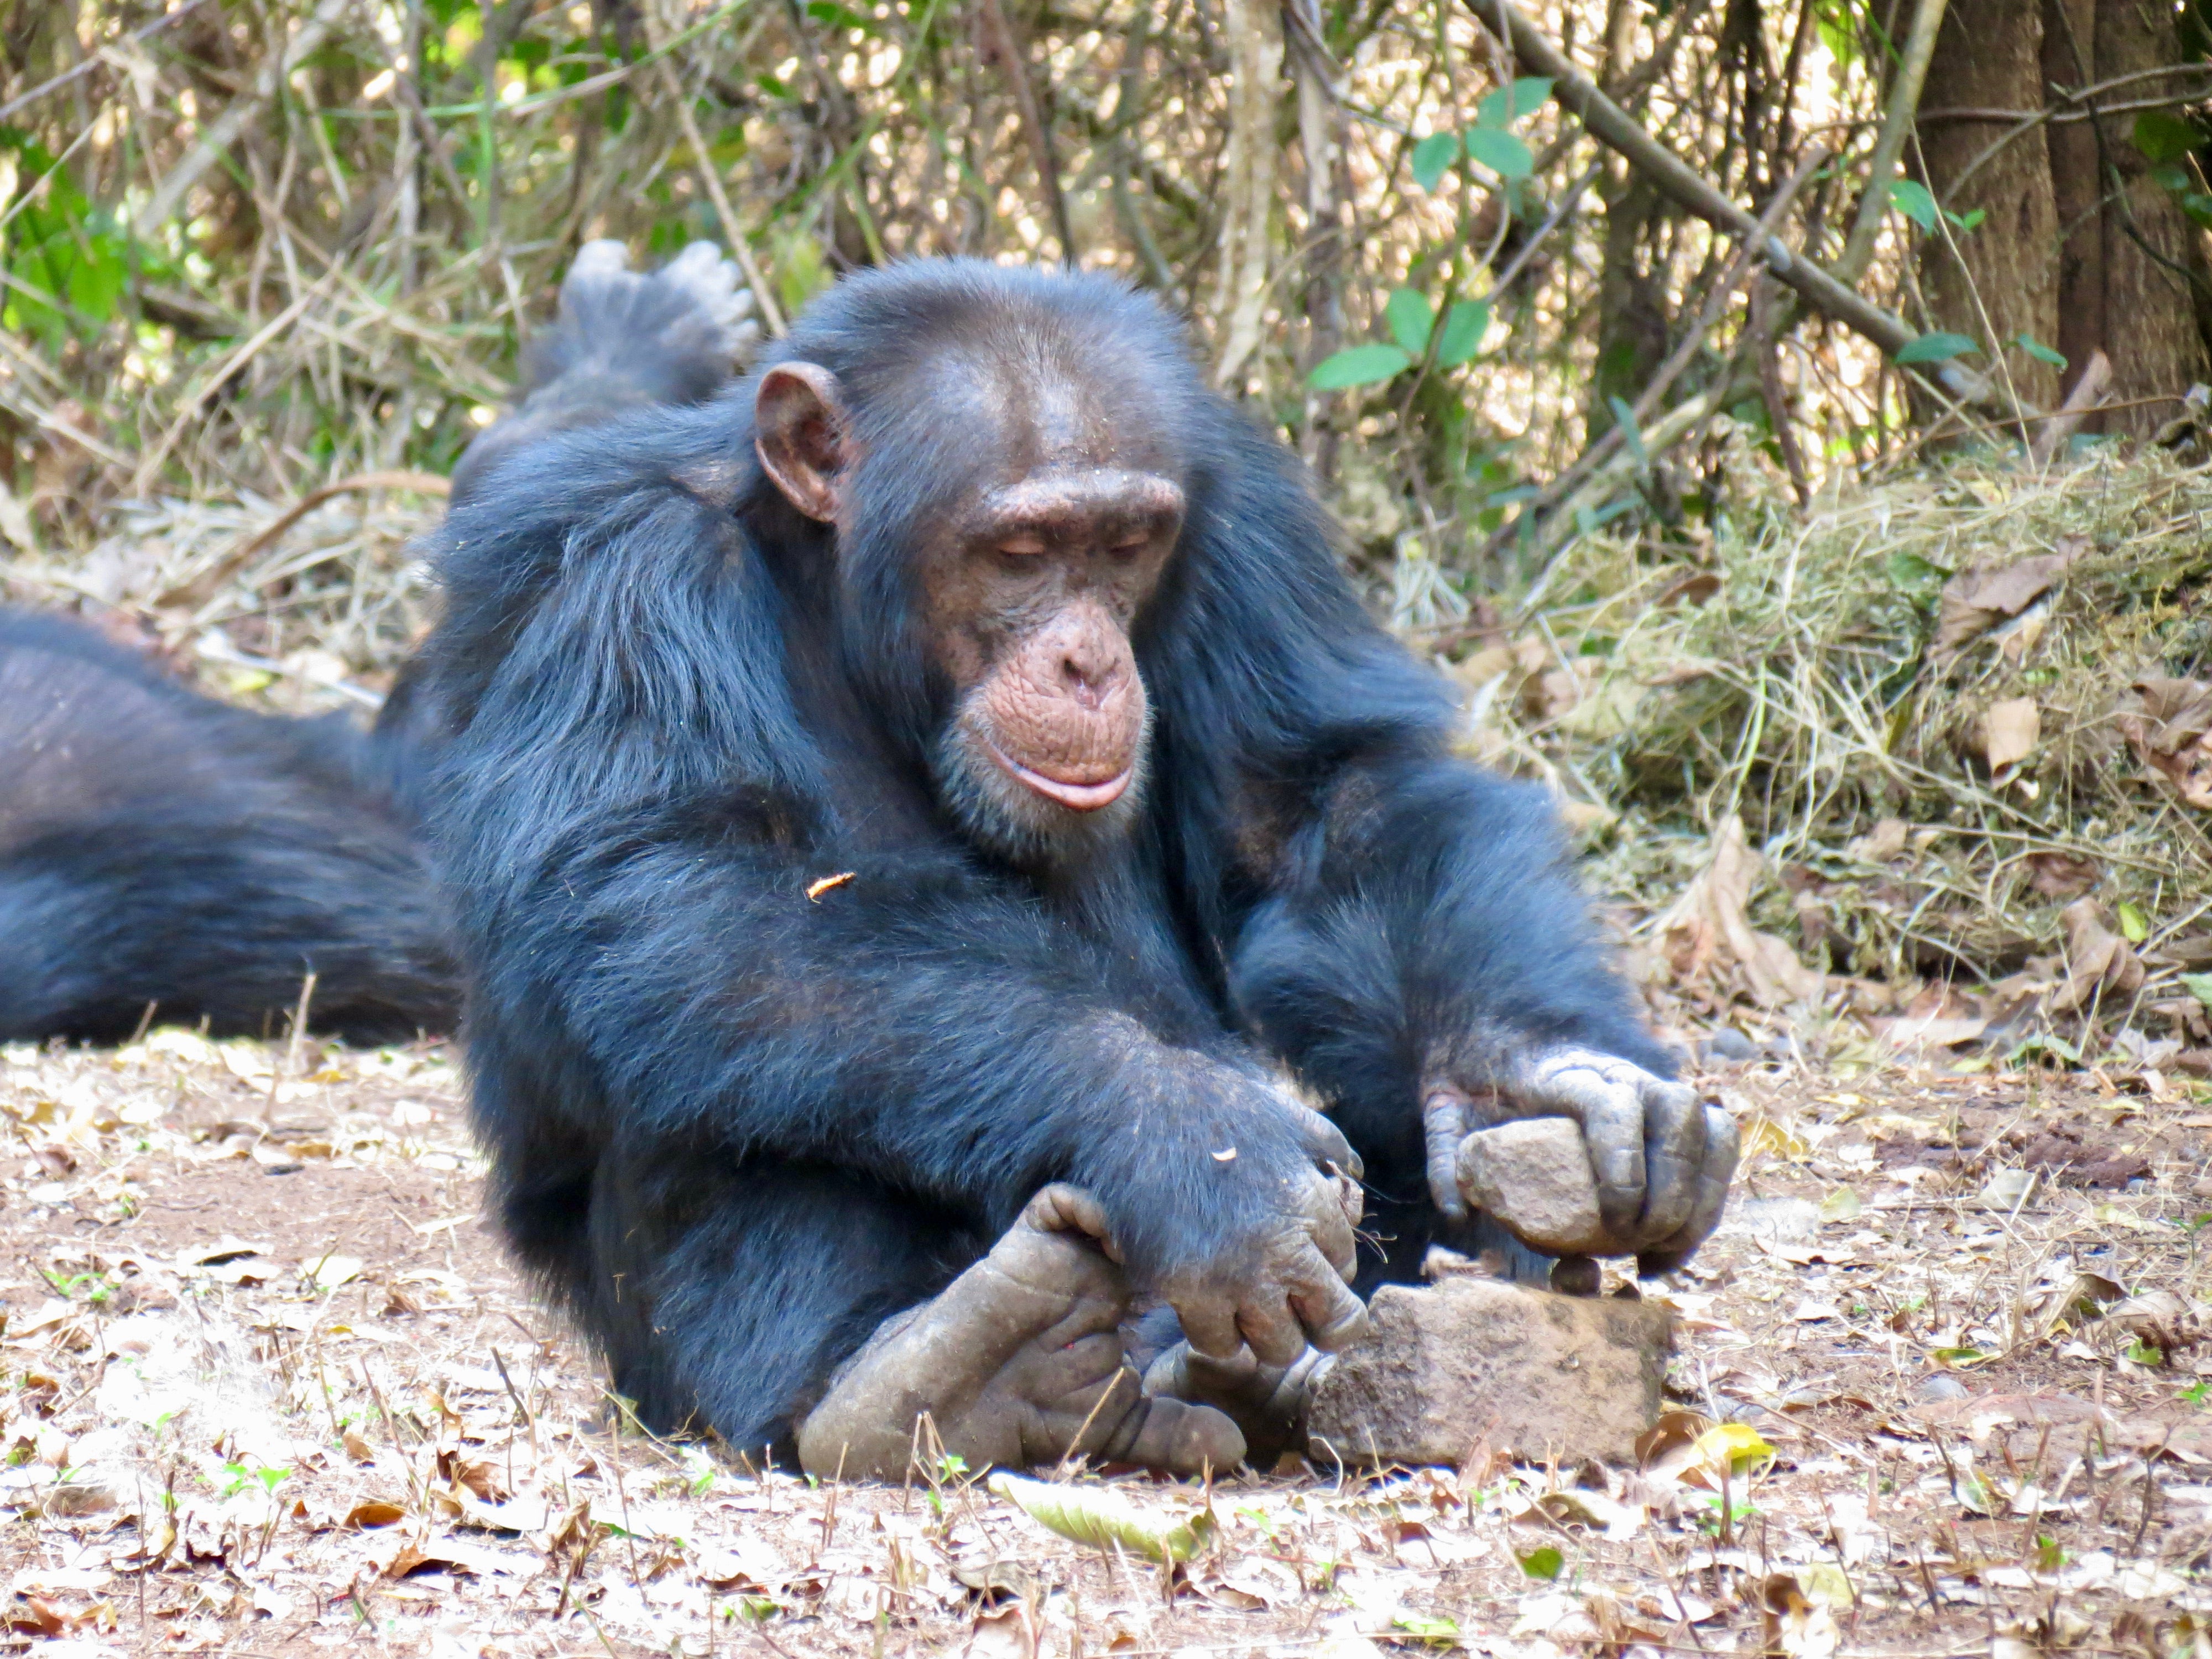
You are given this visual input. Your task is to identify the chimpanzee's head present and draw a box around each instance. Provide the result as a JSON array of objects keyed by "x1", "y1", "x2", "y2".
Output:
[{"x1": 748, "y1": 264, "x2": 1206, "y2": 865}]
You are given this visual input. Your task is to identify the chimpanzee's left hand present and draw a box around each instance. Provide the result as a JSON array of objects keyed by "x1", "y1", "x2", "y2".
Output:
[{"x1": 1422, "y1": 1046, "x2": 1738, "y2": 1274}]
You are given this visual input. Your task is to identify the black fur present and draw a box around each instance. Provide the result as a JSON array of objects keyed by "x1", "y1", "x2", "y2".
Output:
[
  {"x1": 0, "y1": 611, "x2": 455, "y2": 1042},
  {"x1": 409, "y1": 260, "x2": 1667, "y2": 1455},
  {"x1": 0, "y1": 247, "x2": 749, "y2": 1046},
  {"x1": 448, "y1": 246, "x2": 749, "y2": 506}
]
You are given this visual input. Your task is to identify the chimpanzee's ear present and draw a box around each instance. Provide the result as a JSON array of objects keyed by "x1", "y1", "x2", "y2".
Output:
[{"x1": 754, "y1": 363, "x2": 853, "y2": 523}]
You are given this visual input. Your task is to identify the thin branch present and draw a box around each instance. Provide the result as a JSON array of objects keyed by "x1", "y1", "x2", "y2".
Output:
[
  {"x1": 134, "y1": 0, "x2": 354, "y2": 240},
  {"x1": 1922, "y1": 90, "x2": 2212, "y2": 124},
  {"x1": 645, "y1": 27, "x2": 787, "y2": 334},
  {"x1": 1460, "y1": 0, "x2": 1974, "y2": 397},
  {"x1": 1943, "y1": 66, "x2": 2212, "y2": 201},
  {"x1": 1505, "y1": 143, "x2": 1829, "y2": 565},
  {"x1": 976, "y1": 0, "x2": 1078, "y2": 264},
  {"x1": 0, "y1": 0, "x2": 215, "y2": 125},
  {"x1": 1835, "y1": 0, "x2": 1946, "y2": 285}
]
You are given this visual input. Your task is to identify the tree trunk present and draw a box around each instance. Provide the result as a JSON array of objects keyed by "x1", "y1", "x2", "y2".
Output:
[
  {"x1": 1211, "y1": 0, "x2": 1284, "y2": 389},
  {"x1": 2042, "y1": 0, "x2": 2105, "y2": 409},
  {"x1": 1590, "y1": 170, "x2": 1672, "y2": 439},
  {"x1": 1286, "y1": 0, "x2": 1348, "y2": 479},
  {"x1": 1918, "y1": 0, "x2": 2062, "y2": 409},
  {"x1": 2091, "y1": 0, "x2": 2210, "y2": 434}
]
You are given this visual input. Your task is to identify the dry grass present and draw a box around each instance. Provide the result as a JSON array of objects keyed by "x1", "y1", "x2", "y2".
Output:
[{"x1": 1437, "y1": 439, "x2": 2212, "y2": 1053}]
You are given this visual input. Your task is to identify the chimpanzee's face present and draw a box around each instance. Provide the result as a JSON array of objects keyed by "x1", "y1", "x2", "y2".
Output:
[{"x1": 753, "y1": 352, "x2": 1186, "y2": 865}]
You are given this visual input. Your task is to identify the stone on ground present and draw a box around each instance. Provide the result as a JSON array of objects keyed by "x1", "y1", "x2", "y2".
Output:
[{"x1": 1306, "y1": 1277, "x2": 1671, "y2": 1465}]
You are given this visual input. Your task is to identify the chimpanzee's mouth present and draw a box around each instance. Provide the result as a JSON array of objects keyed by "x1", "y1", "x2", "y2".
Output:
[{"x1": 985, "y1": 742, "x2": 1133, "y2": 811}]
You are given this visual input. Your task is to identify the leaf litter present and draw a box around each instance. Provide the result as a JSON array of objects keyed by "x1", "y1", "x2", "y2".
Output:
[{"x1": 0, "y1": 1031, "x2": 2201, "y2": 1656}]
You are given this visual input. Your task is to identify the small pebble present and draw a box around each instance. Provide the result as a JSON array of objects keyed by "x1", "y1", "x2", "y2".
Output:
[
  {"x1": 1703, "y1": 1029, "x2": 1758, "y2": 1062},
  {"x1": 1914, "y1": 1374, "x2": 1969, "y2": 1403}
]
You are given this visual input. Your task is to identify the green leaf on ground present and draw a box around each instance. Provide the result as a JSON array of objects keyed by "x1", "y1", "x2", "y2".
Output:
[
  {"x1": 988, "y1": 1473, "x2": 1214, "y2": 1563},
  {"x1": 1518, "y1": 1545, "x2": 1564, "y2": 1580},
  {"x1": 1886, "y1": 549, "x2": 1951, "y2": 589}
]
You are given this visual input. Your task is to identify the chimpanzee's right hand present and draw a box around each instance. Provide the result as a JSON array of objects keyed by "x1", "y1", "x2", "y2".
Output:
[{"x1": 1088, "y1": 1065, "x2": 1367, "y2": 1369}]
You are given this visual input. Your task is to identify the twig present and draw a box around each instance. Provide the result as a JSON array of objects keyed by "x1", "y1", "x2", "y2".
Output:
[
  {"x1": 1209, "y1": 0, "x2": 1283, "y2": 384},
  {"x1": 976, "y1": 0, "x2": 1077, "y2": 264},
  {"x1": 1460, "y1": 0, "x2": 1979, "y2": 398},
  {"x1": 1511, "y1": 379, "x2": 1737, "y2": 620},
  {"x1": 643, "y1": 23, "x2": 786, "y2": 336},
  {"x1": 159, "y1": 471, "x2": 450, "y2": 611},
  {"x1": 130, "y1": 267, "x2": 347, "y2": 495},
  {"x1": 1752, "y1": 280, "x2": 1812, "y2": 504},
  {"x1": 1943, "y1": 64, "x2": 2212, "y2": 201},
  {"x1": 1835, "y1": 0, "x2": 1948, "y2": 285},
  {"x1": 1488, "y1": 163, "x2": 1600, "y2": 297},
  {"x1": 2027, "y1": 348, "x2": 2113, "y2": 465},
  {"x1": 0, "y1": 0, "x2": 215, "y2": 124},
  {"x1": 1505, "y1": 143, "x2": 1828, "y2": 574},
  {"x1": 134, "y1": 0, "x2": 354, "y2": 239}
]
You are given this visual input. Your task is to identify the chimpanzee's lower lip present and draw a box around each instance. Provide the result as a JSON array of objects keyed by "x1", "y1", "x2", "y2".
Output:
[{"x1": 987, "y1": 743, "x2": 1133, "y2": 811}]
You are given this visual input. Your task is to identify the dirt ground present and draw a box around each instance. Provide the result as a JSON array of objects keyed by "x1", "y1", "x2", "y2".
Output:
[{"x1": 0, "y1": 1033, "x2": 2203, "y2": 1658}]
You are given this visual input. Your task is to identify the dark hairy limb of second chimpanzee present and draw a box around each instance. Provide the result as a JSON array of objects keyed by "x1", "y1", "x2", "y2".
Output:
[
  {"x1": 405, "y1": 259, "x2": 1738, "y2": 1477},
  {"x1": 0, "y1": 608, "x2": 456, "y2": 1044},
  {"x1": 0, "y1": 243, "x2": 757, "y2": 1045}
]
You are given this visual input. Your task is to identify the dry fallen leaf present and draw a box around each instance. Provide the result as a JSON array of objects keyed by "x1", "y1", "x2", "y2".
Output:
[
  {"x1": 1761, "y1": 1573, "x2": 1842, "y2": 1659},
  {"x1": 1655, "y1": 817, "x2": 1824, "y2": 1009},
  {"x1": 1845, "y1": 817, "x2": 1910, "y2": 863},
  {"x1": 2117, "y1": 677, "x2": 2212, "y2": 808},
  {"x1": 1980, "y1": 697, "x2": 2040, "y2": 772},
  {"x1": 2052, "y1": 899, "x2": 2145, "y2": 1012},
  {"x1": 343, "y1": 1499, "x2": 408, "y2": 1529},
  {"x1": 988, "y1": 1472, "x2": 1214, "y2": 1563},
  {"x1": 2026, "y1": 851, "x2": 2100, "y2": 899},
  {"x1": 1933, "y1": 540, "x2": 2085, "y2": 661}
]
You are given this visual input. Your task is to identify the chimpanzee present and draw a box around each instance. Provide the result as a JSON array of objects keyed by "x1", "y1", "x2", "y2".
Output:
[
  {"x1": 406, "y1": 259, "x2": 1739, "y2": 1476},
  {"x1": 0, "y1": 242, "x2": 757, "y2": 1045}
]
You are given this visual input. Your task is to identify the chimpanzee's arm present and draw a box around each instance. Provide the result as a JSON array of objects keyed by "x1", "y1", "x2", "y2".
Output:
[
  {"x1": 494, "y1": 818, "x2": 1359, "y2": 1298},
  {"x1": 1164, "y1": 412, "x2": 1731, "y2": 1268},
  {"x1": 1229, "y1": 753, "x2": 1669, "y2": 1157}
]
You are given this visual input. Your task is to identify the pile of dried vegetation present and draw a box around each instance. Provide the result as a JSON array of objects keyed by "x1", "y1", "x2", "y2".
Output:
[{"x1": 1434, "y1": 437, "x2": 2212, "y2": 1066}]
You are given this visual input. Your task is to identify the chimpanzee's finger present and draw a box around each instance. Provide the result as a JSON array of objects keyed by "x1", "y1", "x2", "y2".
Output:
[
  {"x1": 1298, "y1": 1172, "x2": 1363, "y2": 1284},
  {"x1": 1634, "y1": 1077, "x2": 1707, "y2": 1244},
  {"x1": 1423, "y1": 1090, "x2": 1470, "y2": 1220},
  {"x1": 1236, "y1": 1291, "x2": 1310, "y2": 1369},
  {"x1": 1098, "y1": 1395, "x2": 1247, "y2": 1475},
  {"x1": 1516, "y1": 1053, "x2": 1646, "y2": 1237},
  {"x1": 1285, "y1": 1246, "x2": 1370, "y2": 1354},
  {"x1": 1023, "y1": 1182, "x2": 1117, "y2": 1250},
  {"x1": 1171, "y1": 1290, "x2": 1248, "y2": 1361},
  {"x1": 1636, "y1": 1104, "x2": 1740, "y2": 1276},
  {"x1": 1033, "y1": 1332, "x2": 1130, "y2": 1399},
  {"x1": 1287, "y1": 1099, "x2": 1364, "y2": 1183}
]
